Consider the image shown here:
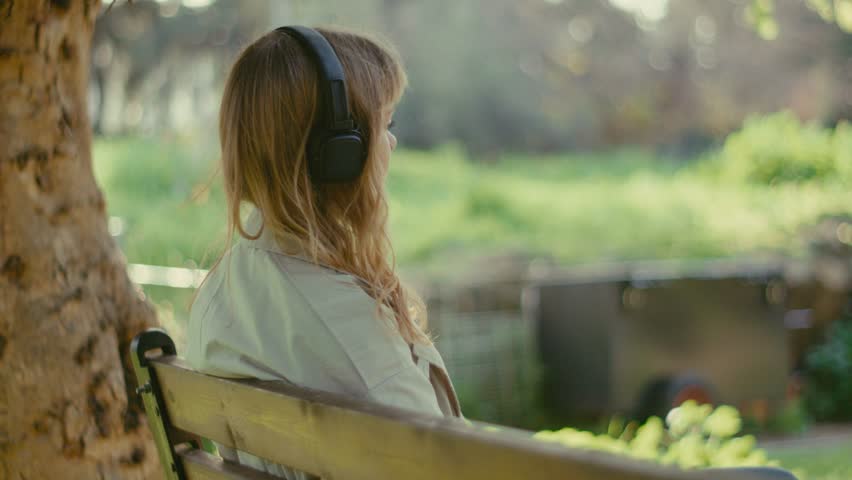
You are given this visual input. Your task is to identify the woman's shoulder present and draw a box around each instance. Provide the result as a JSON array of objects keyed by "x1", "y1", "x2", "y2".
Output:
[
  {"x1": 256, "y1": 247, "x2": 417, "y2": 390},
  {"x1": 187, "y1": 241, "x2": 413, "y2": 392}
]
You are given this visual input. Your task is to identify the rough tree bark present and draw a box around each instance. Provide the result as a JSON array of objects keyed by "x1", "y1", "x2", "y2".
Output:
[{"x1": 0, "y1": 1, "x2": 160, "y2": 478}]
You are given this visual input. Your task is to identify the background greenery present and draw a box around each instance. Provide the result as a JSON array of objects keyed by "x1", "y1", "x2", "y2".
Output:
[
  {"x1": 804, "y1": 316, "x2": 852, "y2": 422},
  {"x1": 768, "y1": 439, "x2": 852, "y2": 480},
  {"x1": 94, "y1": 114, "x2": 852, "y2": 273}
]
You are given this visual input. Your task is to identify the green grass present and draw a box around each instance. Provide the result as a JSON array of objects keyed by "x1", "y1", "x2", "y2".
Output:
[
  {"x1": 387, "y1": 147, "x2": 850, "y2": 266},
  {"x1": 93, "y1": 136, "x2": 226, "y2": 269},
  {"x1": 93, "y1": 136, "x2": 851, "y2": 270},
  {"x1": 767, "y1": 439, "x2": 852, "y2": 480}
]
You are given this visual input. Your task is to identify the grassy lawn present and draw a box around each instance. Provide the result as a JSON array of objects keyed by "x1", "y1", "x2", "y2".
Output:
[
  {"x1": 767, "y1": 439, "x2": 852, "y2": 480},
  {"x1": 93, "y1": 136, "x2": 851, "y2": 270}
]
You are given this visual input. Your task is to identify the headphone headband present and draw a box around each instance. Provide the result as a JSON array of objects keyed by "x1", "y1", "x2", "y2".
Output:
[{"x1": 277, "y1": 26, "x2": 354, "y2": 131}]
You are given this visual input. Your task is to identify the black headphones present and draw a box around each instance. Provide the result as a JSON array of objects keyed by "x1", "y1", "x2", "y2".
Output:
[{"x1": 277, "y1": 26, "x2": 366, "y2": 184}]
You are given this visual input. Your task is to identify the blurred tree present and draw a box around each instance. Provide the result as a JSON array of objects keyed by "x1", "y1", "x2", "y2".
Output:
[
  {"x1": 0, "y1": 1, "x2": 159, "y2": 478},
  {"x1": 85, "y1": 0, "x2": 851, "y2": 155},
  {"x1": 379, "y1": 0, "x2": 852, "y2": 155},
  {"x1": 748, "y1": 0, "x2": 852, "y2": 37},
  {"x1": 91, "y1": 0, "x2": 267, "y2": 135}
]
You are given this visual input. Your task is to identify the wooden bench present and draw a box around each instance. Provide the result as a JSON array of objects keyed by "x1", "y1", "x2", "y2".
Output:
[{"x1": 130, "y1": 328, "x2": 796, "y2": 480}]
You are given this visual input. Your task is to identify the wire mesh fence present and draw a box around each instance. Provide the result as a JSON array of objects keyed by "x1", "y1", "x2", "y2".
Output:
[{"x1": 428, "y1": 307, "x2": 549, "y2": 429}]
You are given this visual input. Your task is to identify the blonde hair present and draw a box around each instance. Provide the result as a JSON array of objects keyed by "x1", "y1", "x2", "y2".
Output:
[{"x1": 210, "y1": 26, "x2": 431, "y2": 345}]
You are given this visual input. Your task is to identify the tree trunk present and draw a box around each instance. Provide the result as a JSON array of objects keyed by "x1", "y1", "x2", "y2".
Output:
[{"x1": 0, "y1": 1, "x2": 160, "y2": 478}]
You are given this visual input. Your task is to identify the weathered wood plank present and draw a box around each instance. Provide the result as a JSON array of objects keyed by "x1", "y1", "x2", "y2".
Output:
[
  {"x1": 180, "y1": 449, "x2": 281, "y2": 480},
  {"x1": 152, "y1": 356, "x2": 705, "y2": 480}
]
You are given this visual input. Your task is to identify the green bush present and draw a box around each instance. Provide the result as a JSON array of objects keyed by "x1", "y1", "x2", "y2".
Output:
[
  {"x1": 712, "y1": 111, "x2": 850, "y2": 185},
  {"x1": 533, "y1": 401, "x2": 800, "y2": 476},
  {"x1": 804, "y1": 316, "x2": 852, "y2": 421}
]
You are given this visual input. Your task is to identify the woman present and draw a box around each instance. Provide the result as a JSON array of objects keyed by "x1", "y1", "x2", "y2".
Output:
[{"x1": 185, "y1": 26, "x2": 464, "y2": 479}]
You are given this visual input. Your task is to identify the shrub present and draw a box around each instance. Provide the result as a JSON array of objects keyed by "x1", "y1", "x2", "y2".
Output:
[
  {"x1": 713, "y1": 111, "x2": 850, "y2": 185},
  {"x1": 533, "y1": 401, "x2": 800, "y2": 476},
  {"x1": 804, "y1": 316, "x2": 852, "y2": 421}
]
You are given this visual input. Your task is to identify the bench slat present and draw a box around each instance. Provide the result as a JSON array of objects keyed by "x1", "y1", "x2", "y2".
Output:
[
  {"x1": 152, "y1": 356, "x2": 716, "y2": 480},
  {"x1": 180, "y1": 449, "x2": 281, "y2": 480}
]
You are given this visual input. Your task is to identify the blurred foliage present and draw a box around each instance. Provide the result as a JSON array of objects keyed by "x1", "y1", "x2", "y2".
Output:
[
  {"x1": 533, "y1": 401, "x2": 801, "y2": 476},
  {"x1": 93, "y1": 0, "x2": 852, "y2": 155},
  {"x1": 747, "y1": 0, "x2": 781, "y2": 40},
  {"x1": 96, "y1": 113, "x2": 852, "y2": 348},
  {"x1": 756, "y1": 399, "x2": 811, "y2": 437},
  {"x1": 749, "y1": 0, "x2": 852, "y2": 35},
  {"x1": 93, "y1": 136, "x2": 224, "y2": 268},
  {"x1": 743, "y1": 0, "x2": 852, "y2": 38},
  {"x1": 93, "y1": 125, "x2": 852, "y2": 271},
  {"x1": 802, "y1": 0, "x2": 852, "y2": 33},
  {"x1": 804, "y1": 315, "x2": 852, "y2": 421},
  {"x1": 705, "y1": 112, "x2": 852, "y2": 186}
]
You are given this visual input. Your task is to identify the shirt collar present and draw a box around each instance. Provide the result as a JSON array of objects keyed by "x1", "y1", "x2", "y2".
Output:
[
  {"x1": 411, "y1": 341, "x2": 446, "y2": 370},
  {"x1": 243, "y1": 207, "x2": 311, "y2": 260},
  {"x1": 243, "y1": 207, "x2": 364, "y2": 281}
]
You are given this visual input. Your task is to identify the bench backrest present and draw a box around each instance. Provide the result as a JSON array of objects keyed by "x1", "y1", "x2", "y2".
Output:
[{"x1": 130, "y1": 328, "x2": 793, "y2": 480}]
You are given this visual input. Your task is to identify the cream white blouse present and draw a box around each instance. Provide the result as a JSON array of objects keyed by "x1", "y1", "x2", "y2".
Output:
[{"x1": 185, "y1": 209, "x2": 464, "y2": 479}]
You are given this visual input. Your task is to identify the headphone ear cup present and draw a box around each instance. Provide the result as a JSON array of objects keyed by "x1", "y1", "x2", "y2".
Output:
[{"x1": 309, "y1": 130, "x2": 366, "y2": 183}]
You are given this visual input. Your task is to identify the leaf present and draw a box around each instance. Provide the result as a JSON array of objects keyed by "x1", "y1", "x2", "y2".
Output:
[
  {"x1": 757, "y1": 17, "x2": 780, "y2": 40},
  {"x1": 808, "y1": 0, "x2": 835, "y2": 20},
  {"x1": 703, "y1": 405, "x2": 743, "y2": 438},
  {"x1": 836, "y1": 0, "x2": 852, "y2": 32}
]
